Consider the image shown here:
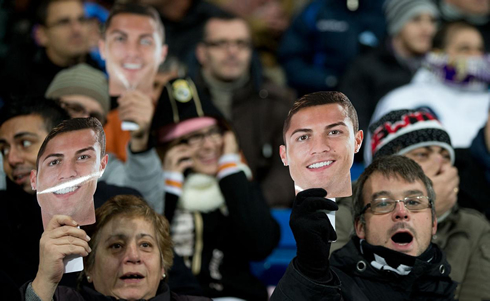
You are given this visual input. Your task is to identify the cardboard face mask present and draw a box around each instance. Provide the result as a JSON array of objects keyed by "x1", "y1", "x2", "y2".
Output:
[
  {"x1": 279, "y1": 103, "x2": 364, "y2": 232},
  {"x1": 31, "y1": 128, "x2": 106, "y2": 273},
  {"x1": 31, "y1": 129, "x2": 105, "y2": 230}
]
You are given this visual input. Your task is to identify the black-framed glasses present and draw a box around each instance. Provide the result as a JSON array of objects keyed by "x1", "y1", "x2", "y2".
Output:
[
  {"x1": 203, "y1": 39, "x2": 252, "y2": 50},
  {"x1": 46, "y1": 16, "x2": 89, "y2": 29},
  {"x1": 55, "y1": 99, "x2": 105, "y2": 124},
  {"x1": 360, "y1": 196, "x2": 432, "y2": 215},
  {"x1": 179, "y1": 127, "x2": 223, "y2": 147}
]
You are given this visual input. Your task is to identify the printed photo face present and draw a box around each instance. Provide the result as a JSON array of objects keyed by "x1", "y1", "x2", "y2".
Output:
[
  {"x1": 31, "y1": 129, "x2": 106, "y2": 228},
  {"x1": 280, "y1": 103, "x2": 363, "y2": 198}
]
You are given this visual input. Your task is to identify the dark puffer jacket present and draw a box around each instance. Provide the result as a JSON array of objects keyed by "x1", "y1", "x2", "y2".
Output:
[{"x1": 271, "y1": 237, "x2": 457, "y2": 301}]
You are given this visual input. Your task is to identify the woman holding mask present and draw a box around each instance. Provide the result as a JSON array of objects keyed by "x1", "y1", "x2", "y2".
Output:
[
  {"x1": 23, "y1": 195, "x2": 210, "y2": 301},
  {"x1": 152, "y1": 78, "x2": 280, "y2": 301}
]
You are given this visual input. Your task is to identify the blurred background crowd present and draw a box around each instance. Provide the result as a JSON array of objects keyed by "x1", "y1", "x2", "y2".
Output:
[{"x1": 2, "y1": 0, "x2": 490, "y2": 300}]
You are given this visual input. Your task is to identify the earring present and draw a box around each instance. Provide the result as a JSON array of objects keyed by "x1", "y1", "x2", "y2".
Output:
[
  {"x1": 87, "y1": 275, "x2": 91, "y2": 282},
  {"x1": 162, "y1": 273, "x2": 166, "y2": 279}
]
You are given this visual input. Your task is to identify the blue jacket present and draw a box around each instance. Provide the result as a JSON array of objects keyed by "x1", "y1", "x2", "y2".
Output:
[{"x1": 279, "y1": 0, "x2": 386, "y2": 95}]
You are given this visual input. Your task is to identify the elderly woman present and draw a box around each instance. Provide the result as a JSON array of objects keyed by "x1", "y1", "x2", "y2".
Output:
[
  {"x1": 24, "y1": 195, "x2": 211, "y2": 301},
  {"x1": 152, "y1": 78, "x2": 280, "y2": 301}
]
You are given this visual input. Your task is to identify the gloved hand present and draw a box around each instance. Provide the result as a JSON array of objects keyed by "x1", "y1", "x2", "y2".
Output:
[{"x1": 290, "y1": 188, "x2": 338, "y2": 282}]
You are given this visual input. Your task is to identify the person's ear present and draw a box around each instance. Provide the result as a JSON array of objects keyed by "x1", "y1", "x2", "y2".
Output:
[
  {"x1": 432, "y1": 216, "x2": 437, "y2": 236},
  {"x1": 35, "y1": 26, "x2": 48, "y2": 47},
  {"x1": 279, "y1": 145, "x2": 288, "y2": 166},
  {"x1": 354, "y1": 130, "x2": 363, "y2": 153},
  {"x1": 196, "y1": 43, "x2": 207, "y2": 65},
  {"x1": 30, "y1": 170, "x2": 37, "y2": 191},
  {"x1": 99, "y1": 154, "x2": 108, "y2": 174},
  {"x1": 98, "y1": 38, "x2": 106, "y2": 61},
  {"x1": 159, "y1": 44, "x2": 168, "y2": 64},
  {"x1": 354, "y1": 217, "x2": 366, "y2": 239}
]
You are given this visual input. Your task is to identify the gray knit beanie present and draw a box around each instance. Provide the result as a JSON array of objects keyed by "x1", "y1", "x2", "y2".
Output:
[
  {"x1": 384, "y1": 0, "x2": 439, "y2": 36},
  {"x1": 45, "y1": 63, "x2": 110, "y2": 115}
]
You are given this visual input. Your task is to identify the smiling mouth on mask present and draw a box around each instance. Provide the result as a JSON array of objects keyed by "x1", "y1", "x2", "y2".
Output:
[
  {"x1": 307, "y1": 160, "x2": 333, "y2": 169},
  {"x1": 37, "y1": 171, "x2": 103, "y2": 195}
]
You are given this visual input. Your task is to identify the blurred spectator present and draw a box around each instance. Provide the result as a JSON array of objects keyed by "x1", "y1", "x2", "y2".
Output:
[
  {"x1": 44, "y1": 63, "x2": 165, "y2": 213},
  {"x1": 0, "y1": 0, "x2": 99, "y2": 101},
  {"x1": 208, "y1": 0, "x2": 307, "y2": 85},
  {"x1": 369, "y1": 21, "x2": 490, "y2": 162},
  {"x1": 332, "y1": 109, "x2": 490, "y2": 300},
  {"x1": 457, "y1": 109, "x2": 490, "y2": 219},
  {"x1": 0, "y1": 98, "x2": 141, "y2": 289},
  {"x1": 137, "y1": 0, "x2": 226, "y2": 68},
  {"x1": 188, "y1": 14, "x2": 295, "y2": 207},
  {"x1": 99, "y1": 2, "x2": 166, "y2": 162},
  {"x1": 435, "y1": 0, "x2": 490, "y2": 49},
  {"x1": 152, "y1": 85, "x2": 280, "y2": 300},
  {"x1": 278, "y1": 0, "x2": 386, "y2": 96},
  {"x1": 340, "y1": 0, "x2": 438, "y2": 148}
]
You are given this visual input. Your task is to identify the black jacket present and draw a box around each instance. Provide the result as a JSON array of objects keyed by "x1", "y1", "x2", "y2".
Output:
[
  {"x1": 0, "y1": 46, "x2": 100, "y2": 103},
  {"x1": 271, "y1": 237, "x2": 456, "y2": 301},
  {"x1": 164, "y1": 171, "x2": 280, "y2": 300}
]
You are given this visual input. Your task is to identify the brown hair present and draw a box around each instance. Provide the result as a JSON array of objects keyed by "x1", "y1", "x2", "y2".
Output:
[
  {"x1": 82, "y1": 195, "x2": 174, "y2": 279},
  {"x1": 282, "y1": 91, "x2": 359, "y2": 144},
  {"x1": 36, "y1": 117, "x2": 105, "y2": 169},
  {"x1": 103, "y1": 1, "x2": 165, "y2": 43},
  {"x1": 352, "y1": 155, "x2": 436, "y2": 226}
]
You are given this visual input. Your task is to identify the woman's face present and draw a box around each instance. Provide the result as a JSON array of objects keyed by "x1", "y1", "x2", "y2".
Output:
[
  {"x1": 87, "y1": 216, "x2": 164, "y2": 300},
  {"x1": 180, "y1": 124, "x2": 224, "y2": 176}
]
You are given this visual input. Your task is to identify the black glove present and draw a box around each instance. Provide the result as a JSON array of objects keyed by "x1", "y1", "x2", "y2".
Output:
[{"x1": 290, "y1": 188, "x2": 338, "y2": 282}]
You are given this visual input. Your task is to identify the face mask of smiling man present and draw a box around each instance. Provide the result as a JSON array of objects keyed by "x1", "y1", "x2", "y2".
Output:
[{"x1": 30, "y1": 118, "x2": 108, "y2": 229}]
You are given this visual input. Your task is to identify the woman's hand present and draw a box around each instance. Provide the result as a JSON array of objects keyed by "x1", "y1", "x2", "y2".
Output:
[
  {"x1": 222, "y1": 131, "x2": 239, "y2": 155},
  {"x1": 163, "y1": 144, "x2": 194, "y2": 173},
  {"x1": 32, "y1": 215, "x2": 91, "y2": 301}
]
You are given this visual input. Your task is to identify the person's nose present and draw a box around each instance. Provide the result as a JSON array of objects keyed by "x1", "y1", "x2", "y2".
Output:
[
  {"x1": 124, "y1": 243, "x2": 141, "y2": 264},
  {"x1": 7, "y1": 147, "x2": 24, "y2": 167},
  {"x1": 125, "y1": 41, "x2": 141, "y2": 58},
  {"x1": 59, "y1": 160, "x2": 78, "y2": 180},
  {"x1": 311, "y1": 136, "x2": 331, "y2": 155},
  {"x1": 392, "y1": 201, "x2": 410, "y2": 221}
]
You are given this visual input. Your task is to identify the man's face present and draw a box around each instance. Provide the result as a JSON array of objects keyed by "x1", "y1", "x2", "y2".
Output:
[
  {"x1": 196, "y1": 19, "x2": 252, "y2": 82},
  {"x1": 355, "y1": 172, "x2": 436, "y2": 256},
  {"x1": 280, "y1": 104, "x2": 363, "y2": 197},
  {"x1": 100, "y1": 13, "x2": 167, "y2": 92},
  {"x1": 445, "y1": 28, "x2": 484, "y2": 58},
  {"x1": 397, "y1": 13, "x2": 436, "y2": 55},
  {"x1": 59, "y1": 95, "x2": 106, "y2": 124},
  {"x1": 30, "y1": 129, "x2": 107, "y2": 223},
  {"x1": 404, "y1": 146, "x2": 451, "y2": 177},
  {"x1": 0, "y1": 115, "x2": 48, "y2": 193},
  {"x1": 38, "y1": 0, "x2": 90, "y2": 63}
]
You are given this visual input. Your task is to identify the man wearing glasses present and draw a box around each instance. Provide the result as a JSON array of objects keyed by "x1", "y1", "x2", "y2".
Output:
[
  {"x1": 330, "y1": 109, "x2": 490, "y2": 300},
  {"x1": 1, "y1": 0, "x2": 98, "y2": 100},
  {"x1": 190, "y1": 14, "x2": 295, "y2": 207},
  {"x1": 271, "y1": 155, "x2": 457, "y2": 300}
]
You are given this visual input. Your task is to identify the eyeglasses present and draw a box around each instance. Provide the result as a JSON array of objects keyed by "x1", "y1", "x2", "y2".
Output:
[
  {"x1": 46, "y1": 16, "x2": 89, "y2": 29},
  {"x1": 360, "y1": 196, "x2": 432, "y2": 215},
  {"x1": 179, "y1": 127, "x2": 223, "y2": 147},
  {"x1": 57, "y1": 100, "x2": 105, "y2": 124},
  {"x1": 203, "y1": 39, "x2": 252, "y2": 50}
]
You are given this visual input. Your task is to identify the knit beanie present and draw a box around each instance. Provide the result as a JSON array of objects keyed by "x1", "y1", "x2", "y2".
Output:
[
  {"x1": 384, "y1": 0, "x2": 439, "y2": 36},
  {"x1": 151, "y1": 77, "x2": 225, "y2": 145},
  {"x1": 45, "y1": 63, "x2": 110, "y2": 115},
  {"x1": 369, "y1": 109, "x2": 455, "y2": 164}
]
